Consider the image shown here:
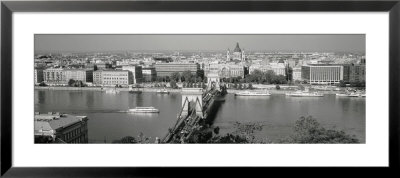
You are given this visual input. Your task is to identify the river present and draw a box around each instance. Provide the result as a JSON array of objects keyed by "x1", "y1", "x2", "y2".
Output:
[{"x1": 34, "y1": 90, "x2": 365, "y2": 143}]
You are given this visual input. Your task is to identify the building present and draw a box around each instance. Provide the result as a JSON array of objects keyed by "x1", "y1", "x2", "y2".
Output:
[
  {"x1": 34, "y1": 68, "x2": 44, "y2": 84},
  {"x1": 93, "y1": 70, "x2": 103, "y2": 85},
  {"x1": 205, "y1": 63, "x2": 245, "y2": 78},
  {"x1": 96, "y1": 62, "x2": 111, "y2": 70},
  {"x1": 227, "y1": 42, "x2": 245, "y2": 61},
  {"x1": 301, "y1": 65, "x2": 343, "y2": 84},
  {"x1": 43, "y1": 68, "x2": 65, "y2": 85},
  {"x1": 122, "y1": 65, "x2": 143, "y2": 84},
  {"x1": 292, "y1": 67, "x2": 302, "y2": 81},
  {"x1": 63, "y1": 69, "x2": 93, "y2": 83},
  {"x1": 269, "y1": 63, "x2": 286, "y2": 76},
  {"x1": 155, "y1": 63, "x2": 200, "y2": 77},
  {"x1": 142, "y1": 67, "x2": 157, "y2": 82},
  {"x1": 349, "y1": 64, "x2": 366, "y2": 83},
  {"x1": 34, "y1": 112, "x2": 88, "y2": 143},
  {"x1": 249, "y1": 64, "x2": 271, "y2": 74},
  {"x1": 92, "y1": 70, "x2": 131, "y2": 86}
]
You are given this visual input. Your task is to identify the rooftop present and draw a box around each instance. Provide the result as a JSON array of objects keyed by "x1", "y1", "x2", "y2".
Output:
[{"x1": 34, "y1": 112, "x2": 88, "y2": 132}]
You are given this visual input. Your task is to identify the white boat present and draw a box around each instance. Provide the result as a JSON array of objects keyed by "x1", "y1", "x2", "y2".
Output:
[
  {"x1": 235, "y1": 90, "x2": 271, "y2": 96},
  {"x1": 128, "y1": 107, "x2": 159, "y2": 113},
  {"x1": 285, "y1": 90, "x2": 324, "y2": 97},
  {"x1": 336, "y1": 93, "x2": 359, "y2": 97},
  {"x1": 156, "y1": 89, "x2": 169, "y2": 94},
  {"x1": 105, "y1": 89, "x2": 120, "y2": 94}
]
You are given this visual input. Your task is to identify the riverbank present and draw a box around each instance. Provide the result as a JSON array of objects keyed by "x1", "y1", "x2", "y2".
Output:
[
  {"x1": 35, "y1": 86, "x2": 350, "y2": 95},
  {"x1": 34, "y1": 86, "x2": 183, "y2": 93},
  {"x1": 227, "y1": 89, "x2": 346, "y2": 95}
]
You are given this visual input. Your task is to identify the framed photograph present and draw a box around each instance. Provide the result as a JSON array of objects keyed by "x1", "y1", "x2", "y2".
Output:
[{"x1": 1, "y1": 0, "x2": 399, "y2": 176}]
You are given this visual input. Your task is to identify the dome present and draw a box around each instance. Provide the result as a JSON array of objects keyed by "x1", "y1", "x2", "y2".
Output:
[{"x1": 233, "y1": 42, "x2": 241, "y2": 52}]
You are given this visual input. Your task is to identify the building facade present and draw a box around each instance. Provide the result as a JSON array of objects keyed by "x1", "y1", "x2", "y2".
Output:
[
  {"x1": 34, "y1": 68, "x2": 44, "y2": 84},
  {"x1": 43, "y1": 68, "x2": 65, "y2": 85},
  {"x1": 205, "y1": 63, "x2": 245, "y2": 78},
  {"x1": 122, "y1": 65, "x2": 143, "y2": 84},
  {"x1": 301, "y1": 65, "x2": 343, "y2": 84},
  {"x1": 155, "y1": 63, "x2": 200, "y2": 77},
  {"x1": 63, "y1": 69, "x2": 93, "y2": 83},
  {"x1": 269, "y1": 63, "x2": 286, "y2": 76},
  {"x1": 142, "y1": 67, "x2": 157, "y2": 82},
  {"x1": 349, "y1": 64, "x2": 366, "y2": 83},
  {"x1": 92, "y1": 70, "x2": 131, "y2": 86},
  {"x1": 34, "y1": 112, "x2": 89, "y2": 143},
  {"x1": 292, "y1": 67, "x2": 302, "y2": 81},
  {"x1": 249, "y1": 64, "x2": 271, "y2": 74}
]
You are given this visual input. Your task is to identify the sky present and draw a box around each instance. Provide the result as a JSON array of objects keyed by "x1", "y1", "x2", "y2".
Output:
[{"x1": 35, "y1": 34, "x2": 365, "y2": 53}]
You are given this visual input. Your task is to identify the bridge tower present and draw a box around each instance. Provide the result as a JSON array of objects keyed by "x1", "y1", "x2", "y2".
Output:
[
  {"x1": 207, "y1": 73, "x2": 220, "y2": 90},
  {"x1": 181, "y1": 88, "x2": 203, "y2": 118}
]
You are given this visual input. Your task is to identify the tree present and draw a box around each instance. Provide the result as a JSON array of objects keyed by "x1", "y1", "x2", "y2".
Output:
[
  {"x1": 170, "y1": 80, "x2": 178, "y2": 89},
  {"x1": 120, "y1": 136, "x2": 137, "y2": 143},
  {"x1": 170, "y1": 72, "x2": 181, "y2": 82},
  {"x1": 213, "y1": 126, "x2": 220, "y2": 135},
  {"x1": 264, "y1": 70, "x2": 275, "y2": 84},
  {"x1": 182, "y1": 70, "x2": 193, "y2": 82},
  {"x1": 339, "y1": 80, "x2": 346, "y2": 87},
  {"x1": 298, "y1": 84, "x2": 305, "y2": 90},
  {"x1": 248, "y1": 83, "x2": 253, "y2": 89},
  {"x1": 285, "y1": 116, "x2": 359, "y2": 143},
  {"x1": 68, "y1": 79, "x2": 76, "y2": 86},
  {"x1": 233, "y1": 83, "x2": 238, "y2": 89}
]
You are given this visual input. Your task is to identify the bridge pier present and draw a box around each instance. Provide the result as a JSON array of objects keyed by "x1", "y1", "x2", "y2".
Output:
[{"x1": 181, "y1": 88, "x2": 204, "y2": 118}]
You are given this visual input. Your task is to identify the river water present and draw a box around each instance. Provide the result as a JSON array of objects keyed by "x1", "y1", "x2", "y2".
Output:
[{"x1": 34, "y1": 90, "x2": 365, "y2": 143}]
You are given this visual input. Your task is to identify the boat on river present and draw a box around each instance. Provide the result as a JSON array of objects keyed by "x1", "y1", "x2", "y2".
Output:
[
  {"x1": 235, "y1": 90, "x2": 271, "y2": 96},
  {"x1": 105, "y1": 88, "x2": 120, "y2": 94},
  {"x1": 128, "y1": 107, "x2": 159, "y2": 113},
  {"x1": 336, "y1": 93, "x2": 359, "y2": 97},
  {"x1": 156, "y1": 88, "x2": 169, "y2": 94},
  {"x1": 285, "y1": 90, "x2": 323, "y2": 97}
]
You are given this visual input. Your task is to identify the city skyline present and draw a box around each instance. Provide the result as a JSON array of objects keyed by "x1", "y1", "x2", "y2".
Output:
[{"x1": 35, "y1": 34, "x2": 365, "y2": 54}]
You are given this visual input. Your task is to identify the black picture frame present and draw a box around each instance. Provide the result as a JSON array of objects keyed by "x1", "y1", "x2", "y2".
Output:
[{"x1": 1, "y1": 0, "x2": 399, "y2": 177}]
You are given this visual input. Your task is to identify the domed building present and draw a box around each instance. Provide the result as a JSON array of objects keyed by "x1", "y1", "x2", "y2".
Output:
[{"x1": 226, "y1": 42, "x2": 245, "y2": 61}]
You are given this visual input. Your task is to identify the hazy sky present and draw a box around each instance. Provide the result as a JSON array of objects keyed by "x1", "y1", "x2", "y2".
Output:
[{"x1": 35, "y1": 34, "x2": 365, "y2": 53}]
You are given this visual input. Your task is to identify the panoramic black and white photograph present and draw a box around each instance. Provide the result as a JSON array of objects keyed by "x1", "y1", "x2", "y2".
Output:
[{"x1": 34, "y1": 34, "x2": 365, "y2": 144}]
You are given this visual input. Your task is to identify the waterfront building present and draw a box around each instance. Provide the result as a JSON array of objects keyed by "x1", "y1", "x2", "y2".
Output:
[
  {"x1": 34, "y1": 112, "x2": 88, "y2": 143},
  {"x1": 43, "y1": 68, "x2": 65, "y2": 85},
  {"x1": 142, "y1": 67, "x2": 157, "y2": 82},
  {"x1": 63, "y1": 69, "x2": 93, "y2": 83},
  {"x1": 249, "y1": 64, "x2": 271, "y2": 74},
  {"x1": 34, "y1": 68, "x2": 44, "y2": 84},
  {"x1": 205, "y1": 63, "x2": 245, "y2": 78},
  {"x1": 122, "y1": 65, "x2": 143, "y2": 84},
  {"x1": 226, "y1": 42, "x2": 245, "y2": 61},
  {"x1": 93, "y1": 70, "x2": 131, "y2": 86},
  {"x1": 292, "y1": 67, "x2": 302, "y2": 81},
  {"x1": 93, "y1": 70, "x2": 103, "y2": 85},
  {"x1": 269, "y1": 63, "x2": 287, "y2": 76},
  {"x1": 155, "y1": 63, "x2": 200, "y2": 77},
  {"x1": 301, "y1": 65, "x2": 343, "y2": 84},
  {"x1": 349, "y1": 64, "x2": 366, "y2": 83}
]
